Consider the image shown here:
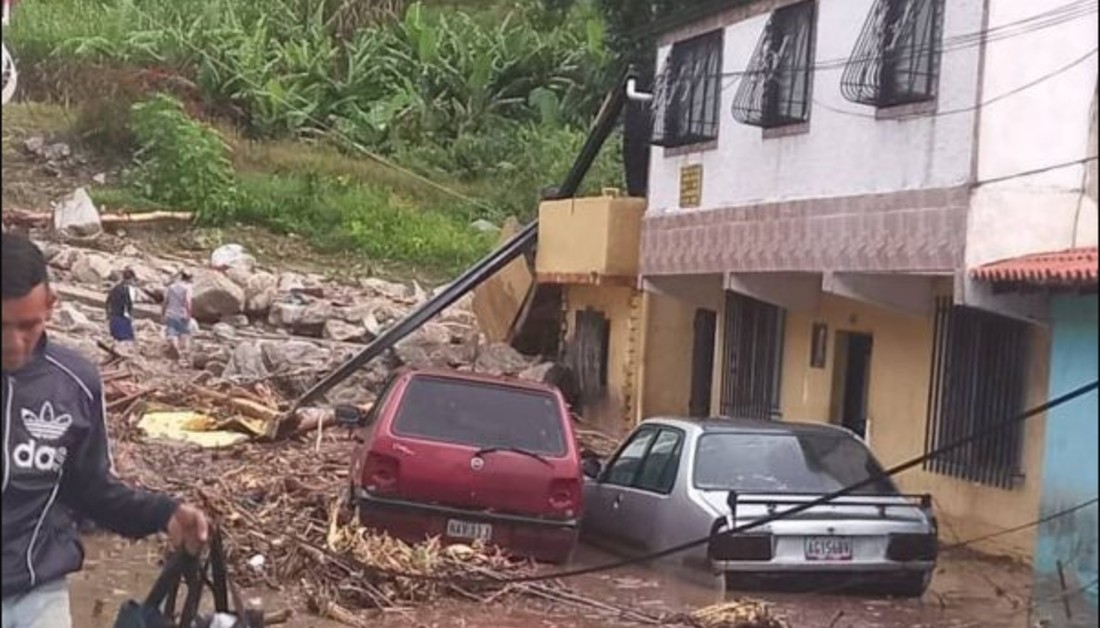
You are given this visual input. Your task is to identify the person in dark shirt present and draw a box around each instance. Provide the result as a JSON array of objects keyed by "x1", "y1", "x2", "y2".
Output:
[
  {"x1": 105, "y1": 269, "x2": 137, "y2": 344},
  {"x1": 2, "y1": 234, "x2": 209, "y2": 627}
]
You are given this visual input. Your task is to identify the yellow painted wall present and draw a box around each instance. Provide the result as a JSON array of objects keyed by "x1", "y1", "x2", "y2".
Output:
[
  {"x1": 536, "y1": 197, "x2": 646, "y2": 278},
  {"x1": 780, "y1": 293, "x2": 1049, "y2": 561},
  {"x1": 636, "y1": 291, "x2": 697, "y2": 422},
  {"x1": 564, "y1": 284, "x2": 641, "y2": 436}
]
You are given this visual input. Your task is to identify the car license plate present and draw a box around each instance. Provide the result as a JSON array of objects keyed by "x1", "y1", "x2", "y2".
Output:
[
  {"x1": 804, "y1": 536, "x2": 853, "y2": 561},
  {"x1": 446, "y1": 519, "x2": 492, "y2": 542}
]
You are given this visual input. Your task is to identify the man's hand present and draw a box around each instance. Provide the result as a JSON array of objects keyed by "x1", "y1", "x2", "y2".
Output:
[{"x1": 166, "y1": 504, "x2": 209, "y2": 554}]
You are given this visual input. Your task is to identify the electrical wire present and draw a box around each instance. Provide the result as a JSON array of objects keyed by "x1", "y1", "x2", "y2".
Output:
[
  {"x1": 262, "y1": 380, "x2": 1098, "y2": 586},
  {"x1": 813, "y1": 47, "x2": 1098, "y2": 120}
]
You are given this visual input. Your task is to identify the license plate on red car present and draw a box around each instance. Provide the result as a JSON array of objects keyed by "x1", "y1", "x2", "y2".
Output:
[
  {"x1": 446, "y1": 519, "x2": 492, "y2": 542},
  {"x1": 805, "y1": 536, "x2": 853, "y2": 561}
]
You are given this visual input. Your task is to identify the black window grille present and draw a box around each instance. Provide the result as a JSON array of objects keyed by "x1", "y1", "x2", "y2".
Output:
[
  {"x1": 652, "y1": 30, "x2": 723, "y2": 147},
  {"x1": 721, "y1": 292, "x2": 786, "y2": 421},
  {"x1": 841, "y1": 0, "x2": 945, "y2": 108},
  {"x1": 924, "y1": 298, "x2": 1029, "y2": 490},
  {"x1": 572, "y1": 308, "x2": 611, "y2": 405},
  {"x1": 731, "y1": 1, "x2": 817, "y2": 129}
]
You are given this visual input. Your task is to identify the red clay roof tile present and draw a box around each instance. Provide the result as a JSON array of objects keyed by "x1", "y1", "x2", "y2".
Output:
[{"x1": 972, "y1": 247, "x2": 1098, "y2": 288}]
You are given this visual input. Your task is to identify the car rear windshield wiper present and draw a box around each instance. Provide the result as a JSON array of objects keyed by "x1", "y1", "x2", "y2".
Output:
[{"x1": 474, "y1": 447, "x2": 552, "y2": 466}]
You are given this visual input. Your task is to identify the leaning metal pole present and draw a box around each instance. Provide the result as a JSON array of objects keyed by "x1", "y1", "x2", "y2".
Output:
[{"x1": 291, "y1": 70, "x2": 632, "y2": 411}]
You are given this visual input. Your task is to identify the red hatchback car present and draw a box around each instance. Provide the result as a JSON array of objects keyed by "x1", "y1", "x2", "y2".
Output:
[{"x1": 348, "y1": 368, "x2": 583, "y2": 563}]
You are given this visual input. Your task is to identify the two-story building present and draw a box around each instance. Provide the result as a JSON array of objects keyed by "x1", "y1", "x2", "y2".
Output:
[{"x1": 630, "y1": 0, "x2": 1098, "y2": 563}]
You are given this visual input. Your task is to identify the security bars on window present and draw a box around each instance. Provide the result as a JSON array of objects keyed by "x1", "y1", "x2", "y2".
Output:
[
  {"x1": 651, "y1": 30, "x2": 723, "y2": 148},
  {"x1": 923, "y1": 298, "x2": 1028, "y2": 490},
  {"x1": 731, "y1": 1, "x2": 817, "y2": 129},
  {"x1": 841, "y1": 0, "x2": 945, "y2": 108}
]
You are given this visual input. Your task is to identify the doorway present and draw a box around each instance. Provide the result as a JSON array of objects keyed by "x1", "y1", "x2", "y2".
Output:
[
  {"x1": 689, "y1": 309, "x2": 717, "y2": 417},
  {"x1": 830, "y1": 332, "x2": 873, "y2": 438}
]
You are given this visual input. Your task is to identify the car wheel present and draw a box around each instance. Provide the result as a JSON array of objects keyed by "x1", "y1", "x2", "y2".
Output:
[{"x1": 892, "y1": 571, "x2": 933, "y2": 598}]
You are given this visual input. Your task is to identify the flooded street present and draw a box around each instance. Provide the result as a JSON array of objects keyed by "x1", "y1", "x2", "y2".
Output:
[{"x1": 70, "y1": 535, "x2": 1037, "y2": 627}]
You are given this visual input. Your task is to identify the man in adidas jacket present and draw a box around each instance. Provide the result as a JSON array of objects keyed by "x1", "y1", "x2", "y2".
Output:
[{"x1": 2, "y1": 233, "x2": 209, "y2": 628}]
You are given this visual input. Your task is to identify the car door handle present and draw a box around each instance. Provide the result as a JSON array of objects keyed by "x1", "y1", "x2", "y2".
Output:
[{"x1": 612, "y1": 495, "x2": 623, "y2": 510}]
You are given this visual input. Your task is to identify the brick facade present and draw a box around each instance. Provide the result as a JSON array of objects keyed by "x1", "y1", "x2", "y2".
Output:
[{"x1": 640, "y1": 187, "x2": 969, "y2": 275}]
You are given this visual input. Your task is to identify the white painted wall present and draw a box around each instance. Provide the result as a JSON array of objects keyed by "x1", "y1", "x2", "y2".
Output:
[
  {"x1": 647, "y1": 0, "x2": 985, "y2": 216},
  {"x1": 962, "y1": 0, "x2": 1098, "y2": 266}
]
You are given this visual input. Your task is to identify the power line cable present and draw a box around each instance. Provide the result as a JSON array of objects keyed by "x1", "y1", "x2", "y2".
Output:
[
  {"x1": 260, "y1": 381, "x2": 1099, "y2": 586},
  {"x1": 814, "y1": 47, "x2": 1098, "y2": 120}
]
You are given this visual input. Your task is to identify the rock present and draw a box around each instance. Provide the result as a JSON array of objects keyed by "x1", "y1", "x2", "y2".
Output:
[
  {"x1": 34, "y1": 240, "x2": 62, "y2": 263},
  {"x1": 52, "y1": 188, "x2": 102, "y2": 237},
  {"x1": 224, "y1": 314, "x2": 250, "y2": 327},
  {"x1": 261, "y1": 340, "x2": 330, "y2": 372},
  {"x1": 210, "y1": 244, "x2": 254, "y2": 272},
  {"x1": 190, "y1": 271, "x2": 246, "y2": 323},
  {"x1": 268, "y1": 302, "x2": 305, "y2": 328},
  {"x1": 323, "y1": 319, "x2": 368, "y2": 343},
  {"x1": 470, "y1": 219, "x2": 500, "y2": 234},
  {"x1": 223, "y1": 342, "x2": 268, "y2": 380},
  {"x1": 277, "y1": 273, "x2": 307, "y2": 293},
  {"x1": 242, "y1": 272, "x2": 278, "y2": 315},
  {"x1": 415, "y1": 322, "x2": 453, "y2": 346},
  {"x1": 43, "y1": 142, "x2": 72, "y2": 162},
  {"x1": 363, "y1": 311, "x2": 383, "y2": 337},
  {"x1": 225, "y1": 265, "x2": 253, "y2": 289},
  {"x1": 54, "y1": 302, "x2": 94, "y2": 331},
  {"x1": 518, "y1": 362, "x2": 555, "y2": 383},
  {"x1": 92, "y1": 173, "x2": 108, "y2": 185},
  {"x1": 48, "y1": 248, "x2": 83, "y2": 271},
  {"x1": 475, "y1": 342, "x2": 532, "y2": 376},
  {"x1": 301, "y1": 302, "x2": 335, "y2": 327},
  {"x1": 211, "y1": 323, "x2": 237, "y2": 342},
  {"x1": 23, "y1": 136, "x2": 45, "y2": 155},
  {"x1": 70, "y1": 252, "x2": 114, "y2": 285},
  {"x1": 360, "y1": 277, "x2": 409, "y2": 301}
]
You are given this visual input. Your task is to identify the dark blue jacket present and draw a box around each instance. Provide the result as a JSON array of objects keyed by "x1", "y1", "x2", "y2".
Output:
[{"x1": 2, "y1": 336, "x2": 178, "y2": 596}]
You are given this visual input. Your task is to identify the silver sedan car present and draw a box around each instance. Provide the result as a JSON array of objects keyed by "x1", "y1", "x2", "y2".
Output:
[{"x1": 580, "y1": 418, "x2": 938, "y2": 597}]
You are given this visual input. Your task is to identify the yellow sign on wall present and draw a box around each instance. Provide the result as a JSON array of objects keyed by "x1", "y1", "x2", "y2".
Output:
[{"x1": 680, "y1": 164, "x2": 702, "y2": 208}]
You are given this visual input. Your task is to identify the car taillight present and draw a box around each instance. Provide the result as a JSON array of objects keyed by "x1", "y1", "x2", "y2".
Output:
[
  {"x1": 361, "y1": 452, "x2": 399, "y2": 495},
  {"x1": 887, "y1": 533, "x2": 938, "y2": 562},
  {"x1": 548, "y1": 478, "x2": 580, "y2": 517},
  {"x1": 708, "y1": 534, "x2": 774, "y2": 561}
]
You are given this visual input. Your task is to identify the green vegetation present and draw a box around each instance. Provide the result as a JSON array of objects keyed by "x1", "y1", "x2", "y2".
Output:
[{"x1": 5, "y1": 0, "x2": 630, "y2": 273}]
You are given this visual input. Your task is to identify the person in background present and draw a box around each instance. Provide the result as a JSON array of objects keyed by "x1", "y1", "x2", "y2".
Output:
[
  {"x1": 2, "y1": 233, "x2": 209, "y2": 628},
  {"x1": 162, "y1": 271, "x2": 193, "y2": 366},
  {"x1": 105, "y1": 269, "x2": 137, "y2": 348}
]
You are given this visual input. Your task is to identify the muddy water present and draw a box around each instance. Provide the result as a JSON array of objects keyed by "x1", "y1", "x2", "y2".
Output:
[{"x1": 70, "y1": 535, "x2": 1033, "y2": 628}]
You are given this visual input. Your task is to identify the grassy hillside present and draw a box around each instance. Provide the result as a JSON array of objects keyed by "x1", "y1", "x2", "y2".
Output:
[{"x1": 3, "y1": 0, "x2": 624, "y2": 274}]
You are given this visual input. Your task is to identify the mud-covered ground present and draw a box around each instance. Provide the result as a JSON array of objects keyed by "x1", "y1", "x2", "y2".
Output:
[{"x1": 71, "y1": 535, "x2": 1043, "y2": 628}]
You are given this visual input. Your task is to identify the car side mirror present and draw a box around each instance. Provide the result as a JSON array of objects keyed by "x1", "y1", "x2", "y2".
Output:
[{"x1": 582, "y1": 458, "x2": 602, "y2": 480}]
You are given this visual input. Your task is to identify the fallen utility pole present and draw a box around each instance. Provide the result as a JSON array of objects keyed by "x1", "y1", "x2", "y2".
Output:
[{"x1": 290, "y1": 70, "x2": 632, "y2": 412}]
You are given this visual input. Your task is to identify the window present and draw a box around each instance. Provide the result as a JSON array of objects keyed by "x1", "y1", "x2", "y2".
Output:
[
  {"x1": 721, "y1": 292, "x2": 786, "y2": 421},
  {"x1": 634, "y1": 429, "x2": 685, "y2": 494},
  {"x1": 693, "y1": 431, "x2": 897, "y2": 495},
  {"x1": 572, "y1": 308, "x2": 611, "y2": 405},
  {"x1": 841, "y1": 0, "x2": 945, "y2": 108},
  {"x1": 923, "y1": 299, "x2": 1029, "y2": 489},
  {"x1": 393, "y1": 377, "x2": 567, "y2": 456},
  {"x1": 652, "y1": 30, "x2": 723, "y2": 147},
  {"x1": 605, "y1": 428, "x2": 657, "y2": 486},
  {"x1": 731, "y1": 1, "x2": 817, "y2": 129}
]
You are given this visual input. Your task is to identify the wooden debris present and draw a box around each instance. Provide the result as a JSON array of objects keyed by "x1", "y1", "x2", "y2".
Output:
[{"x1": 3, "y1": 207, "x2": 193, "y2": 228}]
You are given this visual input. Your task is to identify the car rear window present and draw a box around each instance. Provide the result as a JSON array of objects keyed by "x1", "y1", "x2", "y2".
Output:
[
  {"x1": 693, "y1": 431, "x2": 896, "y2": 495},
  {"x1": 393, "y1": 376, "x2": 568, "y2": 456}
]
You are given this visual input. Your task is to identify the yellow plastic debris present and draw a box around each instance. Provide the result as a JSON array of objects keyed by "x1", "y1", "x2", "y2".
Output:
[{"x1": 138, "y1": 411, "x2": 250, "y2": 448}]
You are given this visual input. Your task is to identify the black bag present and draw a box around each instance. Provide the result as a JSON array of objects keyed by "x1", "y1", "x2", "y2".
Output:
[{"x1": 113, "y1": 530, "x2": 264, "y2": 628}]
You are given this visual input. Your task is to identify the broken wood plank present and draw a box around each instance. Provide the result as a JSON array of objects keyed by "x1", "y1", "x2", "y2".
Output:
[
  {"x1": 190, "y1": 386, "x2": 281, "y2": 422},
  {"x1": 3, "y1": 208, "x2": 193, "y2": 228}
]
